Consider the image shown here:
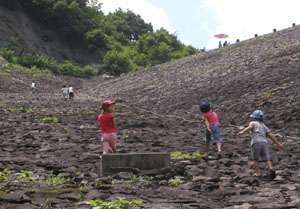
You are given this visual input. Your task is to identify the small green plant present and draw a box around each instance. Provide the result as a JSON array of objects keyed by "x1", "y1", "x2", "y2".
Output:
[
  {"x1": 127, "y1": 175, "x2": 153, "y2": 186},
  {"x1": 0, "y1": 72, "x2": 10, "y2": 76},
  {"x1": 88, "y1": 197, "x2": 142, "y2": 209},
  {"x1": 41, "y1": 197, "x2": 52, "y2": 208},
  {"x1": 42, "y1": 176, "x2": 70, "y2": 186},
  {"x1": 171, "y1": 152, "x2": 182, "y2": 159},
  {"x1": 40, "y1": 117, "x2": 58, "y2": 123},
  {"x1": 169, "y1": 178, "x2": 184, "y2": 186},
  {"x1": 171, "y1": 152, "x2": 203, "y2": 161},
  {"x1": 259, "y1": 92, "x2": 275, "y2": 99},
  {"x1": 0, "y1": 185, "x2": 9, "y2": 195},
  {"x1": 7, "y1": 106, "x2": 16, "y2": 111},
  {"x1": 18, "y1": 107, "x2": 33, "y2": 113},
  {"x1": 298, "y1": 171, "x2": 300, "y2": 178},
  {"x1": 1, "y1": 99, "x2": 11, "y2": 104},
  {"x1": 3, "y1": 169, "x2": 11, "y2": 175},
  {"x1": 192, "y1": 152, "x2": 204, "y2": 161},
  {"x1": 128, "y1": 110, "x2": 134, "y2": 115},
  {"x1": 0, "y1": 172, "x2": 8, "y2": 182},
  {"x1": 15, "y1": 170, "x2": 33, "y2": 179},
  {"x1": 87, "y1": 110, "x2": 95, "y2": 114}
]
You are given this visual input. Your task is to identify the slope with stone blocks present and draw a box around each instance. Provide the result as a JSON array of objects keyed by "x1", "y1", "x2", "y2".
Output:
[{"x1": 0, "y1": 25, "x2": 299, "y2": 208}]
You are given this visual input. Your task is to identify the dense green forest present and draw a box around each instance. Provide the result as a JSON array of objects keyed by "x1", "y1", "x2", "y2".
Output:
[{"x1": 0, "y1": 0, "x2": 199, "y2": 76}]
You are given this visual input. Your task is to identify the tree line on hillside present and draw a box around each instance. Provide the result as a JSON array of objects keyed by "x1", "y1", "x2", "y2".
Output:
[
  {"x1": 0, "y1": 0, "x2": 199, "y2": 76},
  {"x1": 0, "y1": 48, "x2": 98, "y2": 77}
]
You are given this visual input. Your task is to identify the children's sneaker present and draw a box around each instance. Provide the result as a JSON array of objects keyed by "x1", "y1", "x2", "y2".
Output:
[
  {"x1": 269, "y1": 170, "x2": 276, "y2": 180},
  {"x1": 252, "y1": 174, "x2": 261, "y2": 179}
]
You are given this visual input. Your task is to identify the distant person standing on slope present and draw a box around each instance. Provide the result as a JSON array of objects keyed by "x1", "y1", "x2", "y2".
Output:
[
  {"x1": 68, "y1": 86, "x2": 74, "y2": 100},
  {"x1": 31, "y1": 80, "x2": 36, "y2": 94},
  {"x1": 199, "y1": 102, "x2": 222, "y2": 159},
  {"x1": 98, "y1": 100, "x2": 117, "y2": 154},
  {"x1": 237, "y1": 110, "x2": 283, "y2": 179},
  {"x1": 62, "y1": 85, "x2": 69, "y2": 100}
]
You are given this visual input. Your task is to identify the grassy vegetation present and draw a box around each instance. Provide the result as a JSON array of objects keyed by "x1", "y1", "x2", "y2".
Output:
[
  {"x1": 0, "y1": 72, "x2": 10, "y2": 76},
  {"x1": 0, "y1": 169, "x2": 89, "y2": 195},
  {"x1": 259, "y1": 92, "x2": 275, "y2": 99},
  {"x1": 108, "y1": 174, "x2": 153, "y2": 186},
  {"x1": 88, "y1": 197, "x2": 143, "y2": 209},
  {"x1": 86, "y1": 110, "x2": 96, "y2": 114},
  {"x1": 15, "y1": 170, "x2": 34, "y2": 179},
  {"x1": 169, "y1": 178, "x2": 184, "y2": 186},
  {"x1": 42, "y1": 176, "x2": 70, "y2": 186},
  {"x1": 171, "y1": 152, "x2": 204, "y2": 161},
  {"x1": 40, "y1": 117, "x2": 58, "y2": 123},
  {"x1": 0, "y1": 48, "x2": 97, "y2": 78}
]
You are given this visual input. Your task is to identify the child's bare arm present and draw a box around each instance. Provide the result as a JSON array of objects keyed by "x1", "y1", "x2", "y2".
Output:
[
  {"x1": 112, "y1": 118, "x2": 117, "y2": 131},
  {"x1": 237, "y1": 126, "x2": 253, "y2": 136},
  {"x1": 267, "y1": 133, "x2": 283, "y2": 149},
  {"x1": 204, "y1": 118, "x2": 213, "y2": 134}
]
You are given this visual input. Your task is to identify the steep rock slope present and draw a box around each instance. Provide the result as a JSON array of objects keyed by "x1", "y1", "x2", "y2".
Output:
[
  {"x1": 86, "y1": 25, "x2": 300, "y2": 137},
  {"x1": 0, "y1": 25, "x2": 299, "y2": 208}
]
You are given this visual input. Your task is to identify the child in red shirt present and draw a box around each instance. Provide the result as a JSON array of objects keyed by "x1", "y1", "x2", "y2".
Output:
[
  {"x1": 200, "y1": 102, "x2": 222, "y2": 158},
  {"x1": 98, "y1": 100, "x2": 117, "y2": 154}
]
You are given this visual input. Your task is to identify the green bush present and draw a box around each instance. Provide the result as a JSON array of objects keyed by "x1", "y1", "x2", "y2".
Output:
[
  {"x1": 9, "y1": 52, "x2": 98, "y2": 78},
  {"x1": 17, "y1": 54, "x2": 53, "y2": 70},
  {"x1": 40, "y1": 30, "x2": 54, "y2": 43},
  {"x1": 0, "y1": 48, "x2": 14, "y2": 62},
  {"x1": 104, "y1": 49, "x2": 133, "y2": 75}
]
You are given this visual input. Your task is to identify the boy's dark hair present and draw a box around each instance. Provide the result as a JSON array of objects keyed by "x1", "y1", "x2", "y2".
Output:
[
  {"x1": 199, "y1": 102, "x2": 211, "y2": 113},
  {"x1": 254, "y1": 118, "x2": 264, "y2": 121}
]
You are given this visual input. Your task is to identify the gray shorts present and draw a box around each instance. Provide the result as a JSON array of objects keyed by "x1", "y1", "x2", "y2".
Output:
[{"x1": 251, "y1": 142, "x2": 270, "y2": 161}]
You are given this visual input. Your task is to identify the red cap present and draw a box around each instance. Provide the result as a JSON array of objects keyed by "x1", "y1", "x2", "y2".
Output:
[{"x1": 101, "y1": 100, "x2": 116, "y2": 109}]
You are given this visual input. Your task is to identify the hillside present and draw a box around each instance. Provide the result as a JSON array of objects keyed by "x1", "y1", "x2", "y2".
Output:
[
  {"x1": 0, "y1": 4, "x2": 102, "y2": 66},
  {"x1": 0, "y1": 1, "x2": 199, "y2": 76},
  {"x1": 0, "y1": 25, "x2": 300, "y2": 208}
]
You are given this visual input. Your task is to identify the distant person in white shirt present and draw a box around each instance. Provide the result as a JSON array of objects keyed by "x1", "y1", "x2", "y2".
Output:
[
  {"x1": 62, "y1": 85, "x2": 69, "y2": 100},
  {"x1": 31, "y1": 81, "x2": 36, "y2": 94},
  {"x1": 68, "y1": 86, "x2": 74, "y2": 100}
]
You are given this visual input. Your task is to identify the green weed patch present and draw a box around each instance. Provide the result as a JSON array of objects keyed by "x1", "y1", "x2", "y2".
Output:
[
  {"x1": 88, "y1": 197, "x2": 142, "y2": 209},
  {"x1": 169, "y1": 178, "x2": 184, "y2": 186},
  {"x1": 40, "y1": 117, "x2": 58, "y2": 123},
  {"x1": 171, "y1": 152, "x2": 203, "y2": 161}
]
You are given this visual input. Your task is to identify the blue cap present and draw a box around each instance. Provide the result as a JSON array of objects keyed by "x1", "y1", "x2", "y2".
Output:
[{"x1": 250, "y1": 110, "x2": 264, "y2": 119}]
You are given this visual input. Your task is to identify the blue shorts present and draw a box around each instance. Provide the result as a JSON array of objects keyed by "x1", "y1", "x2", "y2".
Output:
[{"x1": 205, "y1": 124, "x2": 220, "y2": 143}]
